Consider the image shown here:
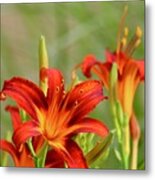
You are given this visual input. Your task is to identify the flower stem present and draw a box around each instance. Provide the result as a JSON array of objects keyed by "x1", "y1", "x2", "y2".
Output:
[
  {"x1": 112, "y1": 105, "x2": 122, "y2": 143},
  {"x1": 27, "y1": 139, "x2": 41, "y2": 167},
  {"x1": 122, "y1": 125, "x2": 130, "y2": 169},
  {"x1": 40, "y1": 143, "x2": 48, "y2": 168},
  {"x1": 131, "y1": 138, "x2": 139, "y2": 169},
  {"x1": 28, "y1": 139, "x2": 36, "y2": 158}
]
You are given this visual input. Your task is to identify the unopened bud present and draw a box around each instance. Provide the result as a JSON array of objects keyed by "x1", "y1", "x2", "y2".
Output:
[
  {"x1": 130, "y1": 113, "x2": 141, "y2": 140},
  {"x1": 39, "y1": 35, "x2": 49, "y2": 70}
]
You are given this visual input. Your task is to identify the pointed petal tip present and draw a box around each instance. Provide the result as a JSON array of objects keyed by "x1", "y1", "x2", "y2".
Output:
[
  {"x1": 0, "y1": 91, "x2": 6, "y2": 100},
  {"x1": 82, "y1": 54, "x2": 98, "y2": 78}
]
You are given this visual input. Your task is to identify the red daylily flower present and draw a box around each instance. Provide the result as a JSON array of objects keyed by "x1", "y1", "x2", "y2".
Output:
[
  {"x1": 0, "y1": 106, "x2": 64, "y2": 167},
  {"x1": 0, "y1": 68, "x2": 109, "y2": 168},
  {"x1": 0, "y1": 106, "x2": 35, "y2": 167},
  {"x1": 81, "y1": 26, "x2": 144, "y2": 119}
]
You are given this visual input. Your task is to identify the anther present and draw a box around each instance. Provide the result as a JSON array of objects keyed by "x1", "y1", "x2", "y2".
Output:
[
  {"x1": 121, "y1": 37, "x2": 127, "y2": 48},
  {"x1": 134, "y1": 39, "x2": 141, "y2": 48},
  {"x1": 136, "y1": 26, "x2": 142, "y2": 39},
  {"x1": 124, "y1": 27, "x2": 128, "y2": 37}
]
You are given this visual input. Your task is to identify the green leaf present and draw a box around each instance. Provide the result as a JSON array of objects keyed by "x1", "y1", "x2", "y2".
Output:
[
  {"x1": 138, "y1": 160, "x2": 145, "y2": 170},
  {"x1": 114, "y1": 148, "x2": 122, "y2": 162},
  {"x1": 86, "y1": 133, "x2": 113, "y2": 165}
]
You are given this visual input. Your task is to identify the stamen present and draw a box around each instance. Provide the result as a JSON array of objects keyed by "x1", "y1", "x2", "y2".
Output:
[
  {"x1": 136, "y1": 26, "x2": 142, "y2": 38},
  {"x1": 124, "y1": 27, "x2": 129, "y2": 37},
  {"x1": 124, "y1": 26, "x2": 142, "y2": 57},
  {"x1": 116, "y1": 5, "x2": 128, "y2": 54},
  {"x1": 120, "y1": 37, "x2": 127, "y2": 49},
  {"x1": 128, "y1": 39, "x2": 141, "y2": 56},
  {"x1": 134, "y1": 39, "x2": 141, "y2": 48}
]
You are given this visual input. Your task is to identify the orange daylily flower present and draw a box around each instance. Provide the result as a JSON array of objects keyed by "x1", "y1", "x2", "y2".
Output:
[
  {"x1": 81, "y1": 26, "x2": 144, "y2": 119},
  {"x1": 0, "y1": 106, "x2": 64, "y2": 168},
  {"x1": 0, "y1": 68, "x2": 109, "y2": 168}
]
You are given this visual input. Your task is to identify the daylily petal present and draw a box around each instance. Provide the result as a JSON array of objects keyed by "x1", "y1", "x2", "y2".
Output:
[
  {"x1": 66, "y1": 80, "x2": 105, "y2": 123},
  {"x1": 0, "y1": 140, "x2": 19, "y2": 166},
  {"x1": 40, "y1": 68, "x2": 65, "y2": 104},
  {"x1": 105, "y1": 49, "x2": 116, "y2": 63},
  {"x1": 135, "y1": 60, "x2": 144, "y2": 81},
  {"x1": 45, "y1": 149, "x2": 64, "y2": 168},
  {"x1": 32, "y1": 135, "x2": 45, "y2": 153},
  {"x1": 18, "y1": 145, "x2": 34, "y2": 167},
  {"x1": 57, "y1": 139, "x2": 88, "y2": 168},
  {"x1": 82, "y1": 54, "x2": 98, "y2": 78},
  {"x1": 63, "y1": 117, "x2": 109, "y2": 138},
  {"x1": 1, "y1": 77, "x2": 47, "y2": 120},
  {"x1": 119, "y1": 60, "x2": 140, "y2": 117},
  {"x1": 81, "y1": 54, "x2": 112, "y2": 89},
  {"x1": 13, "y1": 120, "x2": 40, "y2": 148},
  {"x1": 5, "y1": 106, "x2": 21, "y2": 130},
  {"x1": 92, "y1": 62, "x2": 112, "y2": 89}
]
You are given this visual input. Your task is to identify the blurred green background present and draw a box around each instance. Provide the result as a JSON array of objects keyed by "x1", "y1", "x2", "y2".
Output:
[{"x1": 0, "y1": 1, "x2": 144, "y2": 169}]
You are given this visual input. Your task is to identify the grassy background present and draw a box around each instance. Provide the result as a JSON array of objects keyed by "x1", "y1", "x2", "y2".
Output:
[{"x1": 0, "y1": 1, "x2": 144, "y2": 169}]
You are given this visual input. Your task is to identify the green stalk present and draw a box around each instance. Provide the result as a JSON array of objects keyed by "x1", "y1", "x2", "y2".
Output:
[
  {"x1": 27, "y1": 139, "x2": 40, "y2": 167},
  {"x1": 111, "y1": 104, "x2": 122, "y2": 143},
  {"x1": 40, "y1": 143, "x2": 49, "y2": 168},
  {"x1": 109, "y1": 63, "x2": 122, "y2": 143},
  {"x1": 27, "y1": 139, "x2": 37, "y2": 158},
  {"x1": 122, "y1": 116, "x2": 130, "y2": 169},
  {"x1": 131, "y1": 138, "x2": 139, "y2": 169}
]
